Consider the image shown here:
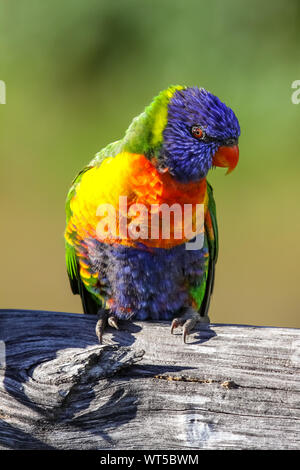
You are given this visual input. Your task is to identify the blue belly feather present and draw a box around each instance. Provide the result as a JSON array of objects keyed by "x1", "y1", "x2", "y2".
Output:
[{"x1": 84, "y1": 239, "x2": 208, "y2": 320}]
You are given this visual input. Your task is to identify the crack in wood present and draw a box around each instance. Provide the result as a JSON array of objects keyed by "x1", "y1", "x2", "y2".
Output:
[
  {"x1": 154, "y1": 374, "x2": 215, "y2": 384},
  {"x1": 154, "y1": 375, "x2": 239, "y2": 389}
]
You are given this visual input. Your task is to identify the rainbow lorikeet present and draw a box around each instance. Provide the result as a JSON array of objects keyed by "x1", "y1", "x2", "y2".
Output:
[{"x1": 65, "y1": 86, "x2": 240, "y2": 343}]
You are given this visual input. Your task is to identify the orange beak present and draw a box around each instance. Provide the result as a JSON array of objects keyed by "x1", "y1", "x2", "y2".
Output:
[{"x1": 212, "y1": 144, "x2": 239, "y2": 175}]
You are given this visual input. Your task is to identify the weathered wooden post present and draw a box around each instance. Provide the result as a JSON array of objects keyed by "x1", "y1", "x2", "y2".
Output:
[{"x1": 0, "y1": 309, "x2": 299, "y2": 449}]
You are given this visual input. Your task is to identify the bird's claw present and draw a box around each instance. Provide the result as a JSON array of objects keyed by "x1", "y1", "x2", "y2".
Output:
[
  {"x1": 170, "y1": 318, "x2": 185, "y2": 335},
  {"x1": 171, "y1": 308, "x2": 210, "y2": 343},
  {"x1": 95, "y1": 310, "x2": 119, "y2": 343},
  {"x1": 108, "y1": 315, "x2": 119, "y2": 330}
]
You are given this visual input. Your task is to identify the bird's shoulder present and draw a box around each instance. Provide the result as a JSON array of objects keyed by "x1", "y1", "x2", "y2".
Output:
[{"x1": 65, "y1": 143, "x2": 162, "y2": 236}]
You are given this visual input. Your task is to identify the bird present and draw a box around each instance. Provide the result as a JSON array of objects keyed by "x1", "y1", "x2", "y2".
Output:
[{"x1": 65, "y1": 85, "x2": 240, "y2": 343}]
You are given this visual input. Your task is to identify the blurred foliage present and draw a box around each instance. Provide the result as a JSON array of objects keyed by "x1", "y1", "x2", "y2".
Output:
[{"x1": 1, "y1": 0, "x2": 300, "y2": 327}]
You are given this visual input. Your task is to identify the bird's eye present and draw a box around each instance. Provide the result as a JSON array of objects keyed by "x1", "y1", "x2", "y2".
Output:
[{"x1": 191, "y1": 125, "x2": 205, "y2": 139}]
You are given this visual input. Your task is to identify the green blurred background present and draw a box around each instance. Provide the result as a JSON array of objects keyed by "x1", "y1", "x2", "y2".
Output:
[{"x1": 1, "y1": 0, "x2": 300, "y2": 327}]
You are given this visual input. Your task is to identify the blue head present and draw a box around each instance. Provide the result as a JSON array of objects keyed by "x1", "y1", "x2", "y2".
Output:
[{"x1": 160, "y1": 87, "x2": 240, "y2": 182}]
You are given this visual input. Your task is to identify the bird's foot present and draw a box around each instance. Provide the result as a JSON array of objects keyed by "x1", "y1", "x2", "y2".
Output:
[
  {"x1": 95, "y1": 309, "x2": 119, "y2": 344},
  {"x1": 171, "y1": 307, "x2": 210, "y2": 343}
]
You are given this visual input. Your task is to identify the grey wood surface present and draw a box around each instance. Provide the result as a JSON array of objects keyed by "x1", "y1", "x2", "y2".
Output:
[{"x1": 0, "y1": 309, "x2": 299, "y2": 450}]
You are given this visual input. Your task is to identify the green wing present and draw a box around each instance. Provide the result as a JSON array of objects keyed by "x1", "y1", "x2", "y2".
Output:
[
  {"x1": 189, "y1": 181, "x2": 219, "y2": 317},
  {"x1": 65, "y1": 166, "x2": 90, "y2": 290},
  {"x1": 65, "y1": 141, "x2": 123, "y2": 314},
  {"x1": 65, "y1": 166, "x2": 101, "y2": 314}
]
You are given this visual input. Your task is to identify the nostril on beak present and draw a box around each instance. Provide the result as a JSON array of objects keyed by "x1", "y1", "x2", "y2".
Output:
[{"x1": 224, "y1": 137, "x2": 238, "y2": 146}]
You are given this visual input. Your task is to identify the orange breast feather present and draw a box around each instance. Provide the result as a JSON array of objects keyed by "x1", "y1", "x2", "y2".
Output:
[{"x1": 66, "y1": 152, "x2": 208, "y2": 250}]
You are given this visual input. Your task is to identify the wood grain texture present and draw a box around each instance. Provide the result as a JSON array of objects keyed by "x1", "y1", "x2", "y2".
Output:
[{"x1": 0, "y1": 309, "x2": 299, "y2": 450}]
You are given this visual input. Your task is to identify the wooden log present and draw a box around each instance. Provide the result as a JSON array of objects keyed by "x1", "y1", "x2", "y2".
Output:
[{"x1": 0, "y1": 309, "x2": 299, "y2": 450}]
